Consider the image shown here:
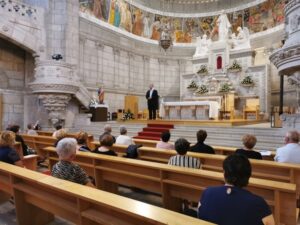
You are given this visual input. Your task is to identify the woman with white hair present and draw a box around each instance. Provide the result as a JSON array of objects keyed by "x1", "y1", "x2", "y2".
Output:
[
  {"x1": 52, "y1": 138, "x2": 94, "y2": 187},
  {"x1": 115, "y1": 125, "x2": 134, "y2": 145}
]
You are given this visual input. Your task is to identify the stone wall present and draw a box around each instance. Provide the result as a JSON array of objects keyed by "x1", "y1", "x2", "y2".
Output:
[
  {"x1": 0, "y1": 38, "x2": 35, "y2": 129},
  {"x1": 78, "y1": 17, "x2": 193, "y2": 113}
]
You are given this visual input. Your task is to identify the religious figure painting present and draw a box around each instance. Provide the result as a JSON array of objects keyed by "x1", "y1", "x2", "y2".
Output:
[{"x1": 79, "y1": 0, "x2": 286, "y2": 42}]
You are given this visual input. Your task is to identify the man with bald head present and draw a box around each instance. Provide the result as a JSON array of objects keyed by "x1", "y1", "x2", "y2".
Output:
[
  {"x1": 146, "y1": 84, "x2": 159, "y2": 120},
  {"x1": 274, "y1": 130, "x2": 300, "y2": 163}
]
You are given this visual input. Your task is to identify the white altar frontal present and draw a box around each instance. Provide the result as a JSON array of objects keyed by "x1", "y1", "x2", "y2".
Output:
[{"x1": 161, "y1": 101, "x2": 220, "y2": 120}]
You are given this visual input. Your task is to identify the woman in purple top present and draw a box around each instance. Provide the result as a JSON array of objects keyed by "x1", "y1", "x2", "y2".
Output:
[{"x1": 198, "y1": 154, "x2": 274, "y2": 225}]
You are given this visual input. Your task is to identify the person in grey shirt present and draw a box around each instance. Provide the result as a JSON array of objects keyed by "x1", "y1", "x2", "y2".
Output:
[{"x1": 274, "y1": 130, "x2": 300, "y2": 163}]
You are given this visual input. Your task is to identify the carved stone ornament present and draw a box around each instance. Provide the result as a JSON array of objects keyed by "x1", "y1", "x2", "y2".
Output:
[{"x1": 38, "y1": 94, "x2": 71, "y2": 125}]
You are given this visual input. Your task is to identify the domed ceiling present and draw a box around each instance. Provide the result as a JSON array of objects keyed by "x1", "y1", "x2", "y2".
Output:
[{"x1": 128, "y1": 0, "x2": 265, "y2": 15}]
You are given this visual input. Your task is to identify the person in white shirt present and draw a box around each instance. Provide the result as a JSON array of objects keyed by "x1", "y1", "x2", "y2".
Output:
[
  {"x1": 274, "y1": 130, "x2": 300, "y2": 163},
  {"x1": 27, "y1": 124, "x2": 38, "y2": 135},
  {"x1": 116, "y1": 125, "x2": 134, "y2": 146}
]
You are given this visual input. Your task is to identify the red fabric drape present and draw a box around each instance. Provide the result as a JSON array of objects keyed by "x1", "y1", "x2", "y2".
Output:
[{"x1": 217, "y1": 56, "x2": 222, "y2": 69}]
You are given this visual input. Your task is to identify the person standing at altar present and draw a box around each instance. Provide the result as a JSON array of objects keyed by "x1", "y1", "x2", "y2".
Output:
[
  {"x1": 98, "y1": 86, "x2": 104, "y2": 104},
  {"x1": 146, "y1": 84, "x2": 159, "y2": 120}
]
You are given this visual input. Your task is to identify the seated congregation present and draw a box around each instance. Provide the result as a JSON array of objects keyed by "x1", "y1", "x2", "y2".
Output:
[{"x1": 0, "y1": 123, "x2": 299, "y2": 225}]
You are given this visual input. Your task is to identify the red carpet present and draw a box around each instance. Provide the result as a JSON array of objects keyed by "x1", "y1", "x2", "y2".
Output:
[{"x1": 134, "y1": 124, "x2": 174, "y2": 141}]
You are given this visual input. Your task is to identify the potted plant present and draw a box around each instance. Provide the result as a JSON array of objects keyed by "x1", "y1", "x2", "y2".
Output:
[
  {"x1": 219, "y1": 83, "x2": 232, "y2": 93},
  {"x1": 241, "y1": 75, "x2": 254, "y2": 86},
  {"x1": 197, "y1": 65, "x2": 208, "y2": 75},
  {"x1": 228, "y1": 60, "x2": 242, "y2": 72},
  {"x1": 195, "y1": 84, "x2": 209, "y2": 95},
  {"x1": 187, "y1": 80, "x2": 198, "y2": 91},
  {"x1": 122, "y1": 109, "x2": 134, "y2": 121}
]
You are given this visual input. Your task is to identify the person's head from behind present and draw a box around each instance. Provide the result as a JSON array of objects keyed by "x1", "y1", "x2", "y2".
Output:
[
  {"x1": 161, "y1": 131, "x2": 171, "y2": 143},
  {"x1": 76, "y1": 131, "x2": 88, "y2": 145},
  {"x1": 99, "y1": 133, "x2": 114, "y2": 147},
  {"x1": 119, "y1": 125, "x2": 127, "y2": 135},
  {"x1": 10, "y1": 125, "x2": 20, "y2": 134},
  {"x1": 223, "y1": 154, "x2": 251, "y2": 188},
  {"x1": 0, "y1": 131, "x2": 16, "y2": 148},
  {"x1": 174, "y1": 138, "x2": 190, "y2": 155},
  {"x1": 54, "y1": 129, "x2": 67, "y2": 141},
  {"x1": 242, "y1": 134, "x2": 257, "y2": 150},
  {"x1": 56, "y1": 138, "x2": 77, "y2": 161},
  {"x1": 55, "y1": 125, "x2": 62, "y2": 131},
  {"x1": 197, "y1": 130, "x2": 207, "y2": 143},
  {"x1": 27, "y1": 124, "x2": 33, "y2": 130},
  {"x1": 104, "y1": 124, "x2": 112, "y2": 133},
  {"x1": 284, "y1": 130, "x2": 299, "y2": 144}
]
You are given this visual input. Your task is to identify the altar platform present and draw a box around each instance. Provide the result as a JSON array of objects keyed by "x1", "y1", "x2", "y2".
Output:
[{"x1": 124, "y1": 118, "x2": 267, "y2": 127}]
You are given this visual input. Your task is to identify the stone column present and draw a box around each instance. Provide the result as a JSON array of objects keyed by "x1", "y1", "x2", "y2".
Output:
[
  {"x1": 279, "y1": 74, "x2": 284, "y2": 115},
  {"x1": 96, "y1": 42, "x2": 104, "y2": 86},
  {"x1": 128, "y1": 52, "x2": 135, "y2": 91},
  {"x1": 113, "y1": 48, "x2": 120, "y2": 88},
  {"x1": 143, "y1": 56, "x2": 150, "y2": 89}
]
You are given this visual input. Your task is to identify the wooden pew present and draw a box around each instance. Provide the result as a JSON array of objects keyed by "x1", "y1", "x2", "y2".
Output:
[
  {"x1": 14, "y1": 142, "x2": 37, "y2": 171},
  {"x1": 0, "y1": 162, "x2": 212, "y2": 225},
  {"x1": 36, "y1": 131, "x2": 94, "y2": 149},
  {"x1": 41, "y1": 146, "x2": 297, "y2": 225},
  {"x1": 131, "y1": 139, "x2": 276, "y2": 160},
  {"x1": 21, "y1": 134, "x2": 56, "y2": 156},
  {"x1": 90, "y1": 142, "x2": 300, "y2": 197}
]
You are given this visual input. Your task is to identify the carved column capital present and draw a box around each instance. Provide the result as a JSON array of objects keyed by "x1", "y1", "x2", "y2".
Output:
[{"x1": 38, "y1": 94, "x2": 72, "y2": 125}]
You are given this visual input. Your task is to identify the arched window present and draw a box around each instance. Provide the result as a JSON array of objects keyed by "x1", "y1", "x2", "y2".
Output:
[{"x1": 217, "y1": 56, "x2": 222, "y2": 69}]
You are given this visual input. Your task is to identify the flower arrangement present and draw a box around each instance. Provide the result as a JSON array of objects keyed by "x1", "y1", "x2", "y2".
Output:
[
  {"x1": 241, "y1": 76, "x2": 254, "y2": 85},
  {"x1": 195, "y1": 84, "x2": 209, "y2": 95},
  {"x1": 187, "y1": 80, "x2": 198, "y2": 89},
  {"x1": 228, "y1": 60, "x2": 242, "y2": 72},
  {"x1": 197, "y1": 65, "x2": 208, "y2": 74},
  {"x1": 122, "y1": 109, "x2": 134, "y2": 121},
  {"x1": 219, "y1": 83, "x2": 232, "y2": 93}
]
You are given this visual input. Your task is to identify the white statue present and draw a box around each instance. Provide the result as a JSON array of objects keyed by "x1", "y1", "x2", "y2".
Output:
[
  {"x1": 193, "y1": 34, "x2": 211, "y2": 57},
  {"x1": 232, "y1": 26, "x2": 251, "y2": 50},
  {"x1": 217, "y1": 11, "x2": 231, "y2": 41}
]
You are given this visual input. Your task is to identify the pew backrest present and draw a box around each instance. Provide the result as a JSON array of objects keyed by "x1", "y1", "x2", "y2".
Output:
[
  {"x1": 41, "y1": 146, "x2": 297, "y2": 225},
  {"x1": 0, "y1": 162, "x2": 213, "y2": 225}
]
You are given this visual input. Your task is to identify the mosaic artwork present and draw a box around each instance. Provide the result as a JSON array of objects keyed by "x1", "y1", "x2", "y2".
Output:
[{"x1": 79, "y1": 0, "x2": 286, "y2": 43}]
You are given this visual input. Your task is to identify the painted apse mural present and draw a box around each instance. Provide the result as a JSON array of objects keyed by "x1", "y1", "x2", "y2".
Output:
[{"x1": 79, "y1": 0, "x2": 285, "y2": 43}]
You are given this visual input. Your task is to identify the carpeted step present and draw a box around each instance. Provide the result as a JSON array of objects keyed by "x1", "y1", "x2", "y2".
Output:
[
  {"x1": 138, "y1": 131, "x2": 162, "y2": 137},
  {"x1": 148, "y1": 124, "x2": 174, "y2": 129},
  {"x1": 133, "y1": 136, "x2": 160, "y2": 141},
  {"x1": 143, "y1": 127, "x2": 170, "y2": 132}
]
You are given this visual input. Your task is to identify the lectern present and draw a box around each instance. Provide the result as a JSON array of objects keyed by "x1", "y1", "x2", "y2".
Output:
[{"x1": 90, "y1": 105, "x2": 108, "y2": 122}]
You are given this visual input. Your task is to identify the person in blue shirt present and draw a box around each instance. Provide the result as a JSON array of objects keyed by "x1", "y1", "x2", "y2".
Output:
[{"x1": 198, "y1": 154, "x2": 274, "y2": 225}]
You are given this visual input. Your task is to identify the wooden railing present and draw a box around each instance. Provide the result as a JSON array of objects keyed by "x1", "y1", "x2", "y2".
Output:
[
  {"x1": 41, "y1": 147, "x2": 297, "y2": 225},
  {"x1": 0, "y1": 162, "x2": 213, "y2": 225}
]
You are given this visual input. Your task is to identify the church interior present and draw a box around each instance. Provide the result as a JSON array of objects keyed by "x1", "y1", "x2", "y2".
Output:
[{"x1": 0, "y1": 0, "x2": 300, "y2": 224}]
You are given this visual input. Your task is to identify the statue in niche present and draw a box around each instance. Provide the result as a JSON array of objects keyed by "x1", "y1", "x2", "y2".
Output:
[
  {"x1": 93, "y1": 0, "x2": 104, "y2": 20},
  {"x1": 143, "y1": 14, "x2": 152, "y2": 38},
  {"x1": 216, "y1": 10, "x2": 231, "y2": 41},
  {"x1": 232, "y1": 27, "x2": 251, "y2": 50},
  {"x1": 132, "y1": 9, "x2": 144, "y2": 36},
  {"x1": 193, "y1": 34, "x2": 211, "y2": 57}
]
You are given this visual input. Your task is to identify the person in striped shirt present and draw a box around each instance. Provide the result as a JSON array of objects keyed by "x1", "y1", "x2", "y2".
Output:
[{"x1": 168, "y1": 138, "x2": 201, "y2": 169}]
